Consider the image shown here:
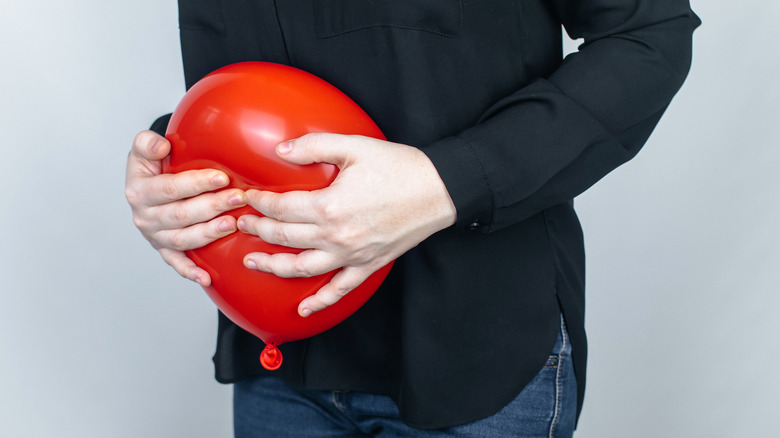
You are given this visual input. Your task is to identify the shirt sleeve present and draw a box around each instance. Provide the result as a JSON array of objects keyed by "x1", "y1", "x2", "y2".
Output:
[{"x1": 423, "y1": 0, "x2": 701, "y2": 232}]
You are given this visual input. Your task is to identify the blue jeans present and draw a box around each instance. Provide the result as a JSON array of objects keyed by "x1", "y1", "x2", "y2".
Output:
[{"x1": 234, "y1": 317, "x2": 576, "y2": 437}]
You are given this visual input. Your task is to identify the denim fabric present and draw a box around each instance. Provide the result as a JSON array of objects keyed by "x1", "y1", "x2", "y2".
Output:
[{"x1": 233, "y1": 317, "x2": 576, "y2": 437}]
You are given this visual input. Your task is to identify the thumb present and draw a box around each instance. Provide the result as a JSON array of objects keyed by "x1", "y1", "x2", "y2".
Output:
[
  {"x1": 132, "y1": 130, "x2": 171, "y2": 161},
  {"x1": 127, "y1": 131, "x2": 171, "y2": 178},
  {"x1": 276, "y1": 133, "x2": 356, "y2": 168}
]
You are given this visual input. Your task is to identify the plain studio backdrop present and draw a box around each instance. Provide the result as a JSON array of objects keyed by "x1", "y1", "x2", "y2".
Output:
[{"x1": 1, "y1": 1, "x2": 777, "y2": 436}]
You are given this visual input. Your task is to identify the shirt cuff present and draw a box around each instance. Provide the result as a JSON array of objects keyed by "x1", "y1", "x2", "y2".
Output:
[{"x1": 422, "y1": 134, "x2": 494, "y2": 233}]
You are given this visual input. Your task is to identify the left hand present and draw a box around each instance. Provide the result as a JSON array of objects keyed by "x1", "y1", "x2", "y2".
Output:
[{"x1": 236, "y1": 133, "x2": 457, "y2": 317}]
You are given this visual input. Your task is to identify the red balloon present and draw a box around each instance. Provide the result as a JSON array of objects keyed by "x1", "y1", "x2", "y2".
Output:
[{"x1": 162, "y1": 62, "x2": 393, "y2": 370}]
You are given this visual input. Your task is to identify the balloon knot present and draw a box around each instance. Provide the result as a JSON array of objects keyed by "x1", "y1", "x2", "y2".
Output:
[{"x1": 260, "y1": 343, "x2": 283, "y2": 371}]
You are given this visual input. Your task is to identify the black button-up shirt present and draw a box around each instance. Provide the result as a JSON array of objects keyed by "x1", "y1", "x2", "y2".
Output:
[{"x1": 160, "y1": 0, "x2": 699, "y2": 429}]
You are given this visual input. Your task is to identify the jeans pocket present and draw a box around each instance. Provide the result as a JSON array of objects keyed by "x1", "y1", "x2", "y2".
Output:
[
  {"x1": 544, "y1": 353, "x2": 560, "y2": 369},
  {"x1": 313, "y1": 0, "x2": 463, "y2": 38}
]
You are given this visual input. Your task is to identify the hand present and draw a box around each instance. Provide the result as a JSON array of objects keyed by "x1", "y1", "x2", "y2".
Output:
[
  {"x1": 125, "y1": 130, "x2": 246, "y2": 286},
  {"x1": 237, "y1": 133, "x2": 457, "y2": 316}
]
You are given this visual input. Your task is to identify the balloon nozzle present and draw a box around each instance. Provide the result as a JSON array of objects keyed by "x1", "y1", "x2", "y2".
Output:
[{"x1": 260, "y1": 343, "x2": 283, "y2": 371}]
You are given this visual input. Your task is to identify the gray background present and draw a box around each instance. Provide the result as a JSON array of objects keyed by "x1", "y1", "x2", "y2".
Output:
[{"x1": 1, "y1": 1, "x2": 777, "y2": 436}]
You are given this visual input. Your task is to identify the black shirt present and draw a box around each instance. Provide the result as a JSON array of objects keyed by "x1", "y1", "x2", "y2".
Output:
[{"x1": 157, "y1": 0, "x2": 699, "y2": 429}]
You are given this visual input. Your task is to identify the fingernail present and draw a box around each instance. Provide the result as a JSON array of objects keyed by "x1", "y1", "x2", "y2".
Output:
[
  {"x1": 245, "y1": 259, "x2": 257, "y2": 270},
  {"x1": 301, "y1": 308, "x2": 313, "y2": 317},
  {"x1": 218, "y1": 219, "x2": 233, "y2": 233},
  {"x1": 150, "y1": 138, "x2": 161, "y2": 154},
  {"x1": 277, "y1": 141, "x2": 293, "y2": 155},
  {"x1": 237, "y1": 219, "x2": 247, "y2": 232},
  {"x1": 229, "y1": 193, "x2": 244, "y2": 206},
  {"x1": 212, "y1": 173, "x2": 228, "y2": 186}
]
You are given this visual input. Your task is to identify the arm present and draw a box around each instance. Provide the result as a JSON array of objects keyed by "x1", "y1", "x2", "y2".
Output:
[
  {"x1": 425, "y1": 0, "x2": 701, "y2": 231},
  {"x1": 239, "y1": 0, "x2": 699, "y2": 314}
]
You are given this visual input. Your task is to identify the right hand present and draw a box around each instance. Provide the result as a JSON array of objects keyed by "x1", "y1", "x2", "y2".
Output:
[{"x1": 125, "y1": 130, "x2": 246, "y2": 286}]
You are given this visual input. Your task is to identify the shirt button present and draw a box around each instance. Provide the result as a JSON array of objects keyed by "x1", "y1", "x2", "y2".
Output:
[{"x1": 467, "y1": 220, "x2": 481, "y2": 231}]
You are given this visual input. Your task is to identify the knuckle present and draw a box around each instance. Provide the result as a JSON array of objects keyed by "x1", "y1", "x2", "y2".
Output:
[
  {"x1": 168, "y1": 232, "x2": 188, "y2": 251},
  {"x1": 329, "y1": 227, "x2": 356, "y2": 250},
  {"x1": 334, "y1": 284, "x2": 351, "y2": 298},
  {"x1": 315, "y1": 196, "x2": 339, "y2": 222},
  {"x1": 131, "y1": 214, "x2": 146, "y2": 230},
  {"x1": 268, "y1": 196, "x2": 285, "y2": 218},
  {"x1": 124, "y1": 186, "x2": 139, "y2": 206},
  {"x1": 209, "y1": 195, "x2": 223, "y2": 212},
  {"x1": 292, "y1": 259, "x2": 312, "y2": 278},
  {"x1": 171, "y1": 206, "x2": 190, "y2": 226},
  {"x1": 299, "y1": 132, "x2": 320, "y2": 150},
  {"x1": 322, "y1": 287, "x2": 349, "y2": 305},
  {"x1": 349, "y1": 248, "x2": 373, "y2": 264},
  {"x1": 161, "y1": 179, "x2": 179, "y2": 200},
  {"x1": 272, "y1": 225, "x2": 289, "y2": 246}
]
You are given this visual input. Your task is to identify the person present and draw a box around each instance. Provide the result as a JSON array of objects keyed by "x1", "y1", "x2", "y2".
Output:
[{"x1": 125, "y1": 1, "x2": 700, "y2": 436}]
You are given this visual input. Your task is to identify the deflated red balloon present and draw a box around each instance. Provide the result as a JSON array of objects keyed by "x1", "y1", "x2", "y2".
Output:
[{"x1": 162, "y1": 62, "x2": 393, "y2": 369}]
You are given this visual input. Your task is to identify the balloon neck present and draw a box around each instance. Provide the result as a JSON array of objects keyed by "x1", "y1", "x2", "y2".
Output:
[{"x1": 260, "y1": 343, "x2": 283, "y2": 371}]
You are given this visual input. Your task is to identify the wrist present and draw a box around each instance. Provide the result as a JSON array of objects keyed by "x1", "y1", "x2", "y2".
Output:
[{"x1": 414, "y1": 147, "x2": 457, "y2": 232}]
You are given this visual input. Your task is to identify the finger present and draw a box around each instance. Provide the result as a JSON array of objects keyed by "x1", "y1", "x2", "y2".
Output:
[
  {"x1": 243, "y1": 249, "x2": 340, "y2": 279},
  {"x1": 135, "y1": 168, "x2": 231, "y2": 206},
  {"x1": 297, "y1": 267, "x2": 373, "y2": 316},
  {"x1": 155, "y1": 214, "x2": 238, "y2": 252},
  {"x1": 276, "y1": 133, "x2": 361, "y2": 167},
  {"x1": 243, "y1": 189, "x2": 318, "y2": 223},
  {"x1": 236, "y1": 214, "x2": 320, "y2": 249},
  {"x1": 159, "y1": 247, "x2": 212, "y2": 287},
  {"x1": 150, "y1": 188, "x2": 245, "y2": 230}
]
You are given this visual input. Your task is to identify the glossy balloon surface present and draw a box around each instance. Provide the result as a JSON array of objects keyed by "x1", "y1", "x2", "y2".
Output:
[{"x1": 163, "y1": 62, "x2": 393, "y2": 353}]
